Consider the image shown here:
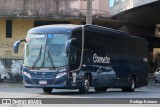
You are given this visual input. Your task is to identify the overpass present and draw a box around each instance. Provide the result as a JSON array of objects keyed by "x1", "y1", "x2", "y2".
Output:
[{"x1": 110, "y1": 0, "x2": 160, "y2": 71}]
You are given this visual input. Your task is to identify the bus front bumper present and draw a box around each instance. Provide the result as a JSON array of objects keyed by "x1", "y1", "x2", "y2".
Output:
[{"x1": 23, "y1": 78, "x2": 83, "y2": 89}]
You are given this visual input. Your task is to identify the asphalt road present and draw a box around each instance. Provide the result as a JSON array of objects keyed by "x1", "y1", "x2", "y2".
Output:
[
  {"x1": 0, "y1": 76, "x2": 160, "y2": 99},
  {"x1": 0, "y1": 76, "x2": 160, "y2": 107}
]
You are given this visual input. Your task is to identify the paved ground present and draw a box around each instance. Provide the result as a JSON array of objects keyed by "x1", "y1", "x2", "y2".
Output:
[
  {"x1": 0, "y1": 76, "x2": 160, "y2": 98},
  {"x1": 0, "y1": 76, "x2": 160, "y2": 107}
]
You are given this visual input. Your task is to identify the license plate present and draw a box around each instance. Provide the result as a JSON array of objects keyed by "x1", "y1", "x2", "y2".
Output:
[{"x1": 39, "y1": 80, "x2": 47, "y2": 85}]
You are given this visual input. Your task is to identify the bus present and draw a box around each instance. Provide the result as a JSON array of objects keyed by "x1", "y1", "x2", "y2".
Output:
[{"x1": 13, "y1": 24, "x2": 149, "y2": 93}]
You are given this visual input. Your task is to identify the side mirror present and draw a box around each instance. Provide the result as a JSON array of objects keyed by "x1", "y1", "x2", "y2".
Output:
[
  {"x1": 13, "y1": 39, "x2": 26, "y2": 53},
  {"x1": 65, "y1": 38, "x2": 77, "y2": 54},
  {"x1": 13, "y1": 40, "x2": 20, "y2": 53}
]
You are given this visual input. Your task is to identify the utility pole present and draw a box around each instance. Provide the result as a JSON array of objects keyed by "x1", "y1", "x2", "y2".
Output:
[{"x1": 86, "y1": 0, "x2": 92, "y2": 24}]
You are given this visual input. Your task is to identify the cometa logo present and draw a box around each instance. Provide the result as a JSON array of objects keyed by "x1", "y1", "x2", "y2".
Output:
[{"x1": 93, "y1": 54, "x2": 110, "y2": 64}]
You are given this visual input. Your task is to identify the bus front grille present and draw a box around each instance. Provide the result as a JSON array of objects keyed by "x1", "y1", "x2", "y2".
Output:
[{"x1": 31, "y1": 74, "x2": 54, "y2": 79}]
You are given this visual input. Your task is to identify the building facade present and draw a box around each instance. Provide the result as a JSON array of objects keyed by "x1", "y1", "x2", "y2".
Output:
[{"x1": 110, "y1": 0, "x2": 158, "y2": 16}]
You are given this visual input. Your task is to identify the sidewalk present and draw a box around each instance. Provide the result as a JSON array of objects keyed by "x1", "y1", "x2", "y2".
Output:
[{"x1": 0, "y1": 83, "x2": 24, "y2": 88}]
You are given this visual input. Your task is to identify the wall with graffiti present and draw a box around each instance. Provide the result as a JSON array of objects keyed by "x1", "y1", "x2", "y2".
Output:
[
  {"x1": 0, "y1": 59, "x2": 23, "y2": 83},
  {"x1": 0, "y1": 41, "x2": 24, "y2": 49}
]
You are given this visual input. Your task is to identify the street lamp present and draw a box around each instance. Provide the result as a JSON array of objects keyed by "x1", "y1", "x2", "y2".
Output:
[{"x1": 86, "y1": 0, "x2": 92, "y2": 24}]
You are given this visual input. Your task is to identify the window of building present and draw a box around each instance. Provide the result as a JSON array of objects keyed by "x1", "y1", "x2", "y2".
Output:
[{"x1": 6, "y1": 20, "x2": 12, "y2": 38}]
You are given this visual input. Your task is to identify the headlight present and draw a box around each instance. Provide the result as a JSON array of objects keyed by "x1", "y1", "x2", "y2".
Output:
[
  {"x1": 23, "y1": 72, "x2": 31, "y2": 78},
  {"x1": 59, "y1": 68, "x2": 66, "y2": 72},
  {"x1": 56, "y1": 72, "x2": 67, "y2": 79}
]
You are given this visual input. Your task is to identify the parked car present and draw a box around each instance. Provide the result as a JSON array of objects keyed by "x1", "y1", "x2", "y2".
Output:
[{"x1": 154, "y1": 68, "x2": 160, "y2": 83}]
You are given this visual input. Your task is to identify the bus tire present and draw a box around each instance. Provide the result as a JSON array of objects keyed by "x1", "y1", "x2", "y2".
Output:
[
  {"x1": 43, "y1": 88, "x2": 53, "y2": 93},
  {"x1": 154, "y1": 77, "x2": 158, "y2": 83},
  {"x1": 128, "y1": 77, "x2": 136, "y2": 92},
  {"x1": 79, "y1": 78, "x2": 89, "y2": 94},
  {"x1": 122, "y1": 77, "x2": 135, "y2": 92},
  {"x1": 0, "y1": 79, "x2": 3, "y2": 83}
]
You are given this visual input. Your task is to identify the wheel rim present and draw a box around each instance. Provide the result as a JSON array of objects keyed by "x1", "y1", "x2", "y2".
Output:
[
  {"x1": 84, "y1": 79, "x2": 89, "y2": 91},
  {"x1": 131, "y1": 78, "x2": 135, "y2": 89}
]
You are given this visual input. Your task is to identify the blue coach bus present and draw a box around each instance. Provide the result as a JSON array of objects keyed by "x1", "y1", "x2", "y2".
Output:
[{"x1": 13, "y1": 24, "x2": 149, "y2": 93}]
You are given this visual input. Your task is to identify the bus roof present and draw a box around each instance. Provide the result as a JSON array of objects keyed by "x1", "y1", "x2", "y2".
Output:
[
  {"x1": 85, "y1": 25, "x2": 133, "y2": 38},
  {"x1": 27, "y1": 24, "x2": 146, "y2": 42},
  {"x1": 85, "y1": 24, "x2": 147, "y2": 42},
  {"x1": 28, "y1": 24, "x2": 82, "y2": 34},
  {"x1": 28, "y1": 24, "x2": 128, "y2": 35}
]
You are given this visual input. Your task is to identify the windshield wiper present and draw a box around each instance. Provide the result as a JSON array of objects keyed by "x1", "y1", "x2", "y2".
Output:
[
  {"x1": 47, "y1": 46, "x2": 55, "y2": 69},
  {"x1": 32, "y1": 45, "x2": 42, "y2": 68}
]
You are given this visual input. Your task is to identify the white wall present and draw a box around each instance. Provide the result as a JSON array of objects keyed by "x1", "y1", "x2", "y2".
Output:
[{"x1": 70, "y1": 0, "x2": 109, "y2": 17}]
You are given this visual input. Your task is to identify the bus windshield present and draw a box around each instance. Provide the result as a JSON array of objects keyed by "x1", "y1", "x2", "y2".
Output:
[{"x1": 24, "y1": 33, "x2": 70, "y2": 68}]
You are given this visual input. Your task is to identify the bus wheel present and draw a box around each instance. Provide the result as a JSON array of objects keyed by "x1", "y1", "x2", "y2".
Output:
[
  {"x1": 129, "y1": 77, "x2": 136, "y2": 92},
  {"x1": 79, "y1": 78, "x2": 89, "y2": 94},
  {"x1": 154, "y1": 77, "x2": 158, "y2": 83},
  {"x1": 43, "y1": 88, "x2": 53, "y2": 93},
  {"x1": 0, "y1": 79, "x2": 4, "y2": 83},
  {"x1": 122, "y1": 77, "x2": 135, "y2": 92}
]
